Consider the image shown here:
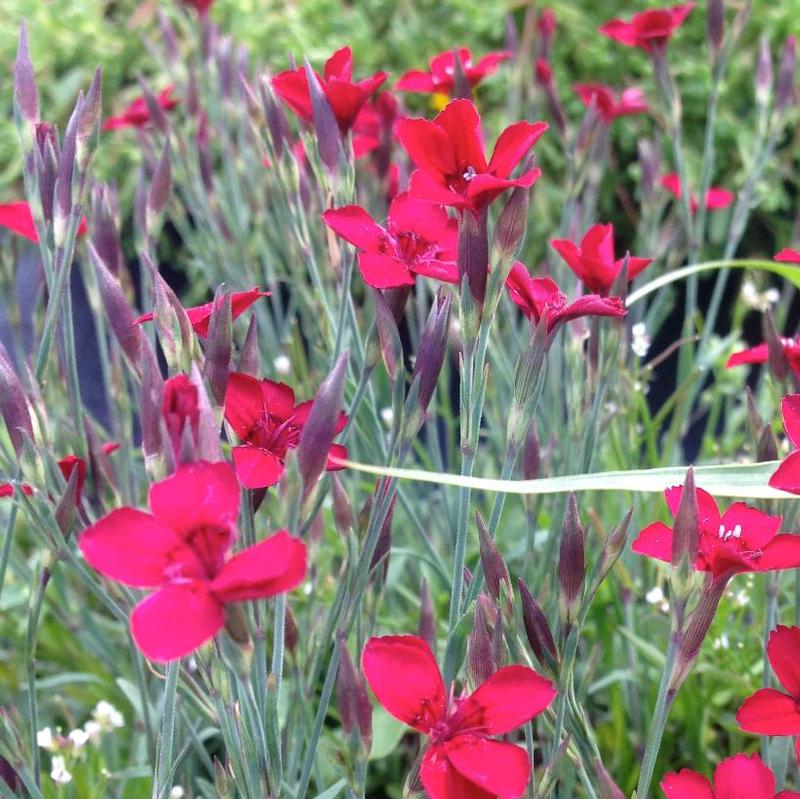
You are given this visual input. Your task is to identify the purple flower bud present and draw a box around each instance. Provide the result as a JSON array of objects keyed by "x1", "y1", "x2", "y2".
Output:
[
  {"x1": 756, "y1": 36, "x2": 773, "y2": 102},
  {"x1": 88, "y1": 243, "x2": 142, "y2": 365},
  {"x1": 138, "y1": 81, "x2": 169, "y2": 134},
  {"x1": 763, "y1": 309, "x2": 789, "y2": 382},
  {"x1": 418, "y1": 578, "x2": 436, "y2": 650},
  {"x1": 707, "y1": 0, "x2": 724, "y2": 59},
  {"x1": 77, "y1": 68, "x2": 102, "y2": 168},
  {"x1": 90, "y1": 183, "x2": 123, "y2": 275},
  {"x1": 14, "y1": 23, "x2": 39, "y2": 124},
  {"x1": 140, "y1": 343, "x2": 165, "y2": 465},
  {"x1": 369, "y1": 489, "x2": 395, "y2": 577},
  {"x1": 451, "y1": 49, "x2": 472, "y2": 100},
  {"x1": 197, "y1": 112, "x2": 214, "y2": 194},
  {"x1": 284, "y1": 603, "x2": 299, "y2": 655},
  {"x1": 304, "y1": 57, "x2": 341, "y2": 175},
  {"x1": 595, "y1": 760, "x2": 626, "y2": 799},
  {"x1": 637, "y1": 138, "x2": 661, "y2": 203},
  {"x1": 146, "y1": 138, "x2": 172, "y2": 230},
  {"x1": 297, "y1": 351, "x2": 348, "y2": 493},
  {"x1": 776, "y1": 36, "x2": 797, "y2": 112},
  {"x1": 458, "y1": 208, "x2": 489, "y2": 307},
  {"x1": 331, "y1": 474, "x2": 354, "y2": 536},
  {"x1": 238, "y1": 315, "x2": 259, "y2": 376},
  {"x1": 412, "y1": 291, "x2": 451, "y2": 413},
  {"x1": 519, "y1": 578, "x2": 557, "y2": 667},
  {"x1": 157, "y1": 11, "x2": 180, "y2": 67},
  {"x1": 189, "y1": 363, "x2": 223, "y2": 463},
  {"x1": 186, "y1": 67, "x2": 200, "y2": 118},
  {"x1": 0, "y1": 343, "x2": 33, "y2": 456},
  {"x1": 216, "y1": 36, "x2": 234, "y2": 100},
  {"x1": 505, "y1": 14, "x2": 519, "y2": 55},
  {"x1": 522, "y1": 421, "x2": 541, "y2": 480},
  {"x1": 260, "y1": 75, "x2": 291, "y2": 160},
  {"x1": 54, "y1": 94, "x2": 82, "y2": 244},
  {"x1": 336, "y1": 633, "x2": 372, "y2": 750},
  {"x1": 476, "y1": 511, "x2": 511, "y2": 602},
  {"x1": 373, "y1": 289, "x2": 402, "y2": 380},
  {"x1": 203, "y1": 288, "x2": 232, "y2": 407},
  {"x1": 493, "y1": 175, "x2": 531, "y2": 263},
  {"x1": 671, "y1": 467, "x2": 699, "y2": 574},
  {"x1": 468, "y1": 601, "x2": 495, "y2": 687},
  {"x1": 55, "y1": 462, "x2": 81, "y2": 535},
  {"x1": 558, "y1": 494, "x2": 585, "y2": 624}
]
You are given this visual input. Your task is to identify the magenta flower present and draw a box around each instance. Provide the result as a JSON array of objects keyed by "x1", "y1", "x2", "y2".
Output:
[
  {"x1": 272, "y1": 47, "x2": 387, "y2": 135},
  {"x1": 396, "y1": 48, "x2": 512, "y2": 97},
  {"x1": 600, "y1": 4, "x2": 695, "y2": 52},
  {"x1": 573, "y1": 83, "x2": 649, "y2": 123},
  {"x1": 103, "y1": 86, "x2": 179, "y2": 132},
  {"x1": 506, "y1": 261, "x2": 626, "y2": 333},
  {"x1": 322, "y1": 193, "x2": 458, "y2": 289},
  {"x1": 397, "y1": 99, "x2": 547, "y2": 213},
  {"x1": 0, "y1": 202, "x2": 88, "y2": 243},
  {"x1": 78, "y1": 461, "x2": 306, "y2": 661},
  {"x1": 726, "y1": 337, "x2": 800, "y2": 378},
  {"x1": 661, "y1": 173, "x2": 734, "y2": 214},
  {"x1": 769, "y1": 394, "x2": 800, "y2": 494},
  {"x1": 550, "y1": 224, "x2": 652, "y2": 295}
]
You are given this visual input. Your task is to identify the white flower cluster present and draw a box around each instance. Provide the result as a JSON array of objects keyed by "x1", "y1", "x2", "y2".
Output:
[
  {"x1": 38, "y1": 700, "x2": 125, "y2": 785},
  {"x1": 741, "y1": 280, "x2": 780, "y2": 312}
]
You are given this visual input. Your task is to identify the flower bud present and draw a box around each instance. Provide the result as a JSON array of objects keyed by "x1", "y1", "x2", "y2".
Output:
[
  {"x1": 77, "y1": 68, "x2": 102, "y2": 171},
  {"x1": 162, "y1": 374, "x2": 200, "y2": 464},
  {"x1": 476, "y1": 511, "x2": 510, "y2": 603},
  {"x1": 467, "y1": 601, "x2": 495, "y2": 687},
  {"x1": 0, "y1": 343, "x2": 33, "y2": 456},
  {"x1": 91, "y1": 184, "x2": 123, "y2": 275},
  {"x1": 493, "y1": 178, "x2": 531, "y2": 264},
  {"x1": 146, "y1": 138, "x2": 172, "y2": 232},
  {"x1": 597, "y1": 508, "x2": 633, "y2": 584},
  {"x1": 304, "y1": 57, "x2": 341, "y2": 175},
  {"x1": 763, "y1": 309, "x2": 789, "y2": 382},
  {"x1": 458, "y1": 208, "x2": 489, "y2": 308},
  {"x1": 522, "y1": 421, "x2": 541, "y2": 480},
  {"x1": 197, "y1": 112, "x2": 214, "y2": 194},
  {"x1": 284, "y1": 603, "x2": 299, "y2": 655},
  {"x1": 14, "y1": 23, "x2": 39, "y2": 124},
  {"x1": 55, "y1": 460, "x2": 82, "y2": 535},
  {"x1": 213, "y1": 758, "x2": 234, "y2": 799},
  {"x1": 139, "y1": 81, "x2": 169, "y2": 134},
  {"x1": 157, "y1": 11, "x2": 180, "y2": 67},
  {"x1": 140, "y1": 343, "x2": 165, "y2": 474},
  {"x1": 411, "y1": 291, "x2": 451, "y2": 414},
  {"x1": 88, "y1": 243, "x2": 142, "y2": 366},
  {"x1": 369, "y1": 491, "x2": 395, "y2": 579},
  {"x1": 756, "y1": 36, "x2": 773, "y2": 108},
  {"x1": 190, "y1": 363, "x2": 223, "y2": 463},
  {"x1": 297, "y1": 351, "x2": 348, "y2": 496},
  {"x1": 337, "y1": 633, "x2": 372, "y2": 751},
  {"x1": 519, "y1": 578, "x2": 557, "y2": 669},
  {"x1": 238, "y1": 315, "x2": 260, "y2": 376},
  {"x1": 331, "y1": 473, "x2": 354, "y2": 536},
  {"x1": 373, "y1": 289, "x2": 402, "y2": 381},
  {"x1": 558, "y1": 494, "x2": 585, "y2": 625},
  {"x1": 203, "y1": 288, "x2": 233, "y2": 407},
  {"x1": 707, "y1": 0, "x2": 724, "y2": 60},
  {"x1": 451, "y1": 49, "x2": 472, "y2": 100},
  {"x1": 54, "y1": 94, "x2": 81, "y2": 247},
  {"x1": 260, "y1": 75, "x2": 291, "y2": 160},
  {"x1": 418, "y1": 578, "x2": 436, "y2": 650},
  {"x1": 776, "y1": 35, "x2": 797, "y2": 113}
]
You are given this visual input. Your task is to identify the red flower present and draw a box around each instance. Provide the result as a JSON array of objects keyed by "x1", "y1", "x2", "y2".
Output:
[
  {"x1": 661, "y1": 752, "x2": 800, "y2": 799},
  {"x1": 163, "y1": 374, "x2": 200, "y2": 461},
  {"x1": 134, "y1": 287, "x2": 269, "y2": 338},
  {"x1": 224, "y1": 373, "x2": 348, "y2": 489},
  {"x1": 322, "y1": 193, "x2": 458, "y2": 289},
  {"x1": 272, "y1": 47, "x2": 387, "y2": 135},
  {"x1": 0, "y1": 483, "x2": 33, "y2": 499},
  {"x1": 78, "y1": 461, "x2": 306, "y2": 661},
  {"x1": 550, "y1": 224, "x2": 652, "y2": 295},
  {"x1": 775, "y1": 248, "x2": 800, "y2": 264},
  {"x1": 362, "y1": 635, "x2": 555, "y2": 799},
  {"x1": 506, "y1": 261, "x2": 626, "y2": 333},
  {"x1": 397, "y1": 100, "x2": 547, "y2": 213},
  {"x1": 103, "y1": 86, "x2": 179, "y2": 132},
  {"x1": 352, "y1": 92, "x2": 403, "y2": 160},
  {"x1": 661, "y1": 173, "x2": 734, "y2": 214},
  {"x1": 726, "y1": 337, "x2": 800, "y2": 377},
  {"x1": 769, "y1": 394, "x2": 800, "y2": 494},
  {"x1": 181, "y1": 0, "x2": 214, "y2": 13},
  {"x1": 737, "y1": 625, "x2": 800, "y2": 744},
  {"x1": 632, "y1": 485, "x2": 800, "y2": 578},
  {"x1": 0, "y1": 202, "x2": 88, "y2": 243},
  {"x1": 396, "y1": 48, "x2": 512, "y2": 97},
  {"x1": 573, "y1": 83, "x2": 649, "y2": 122},
  {"x1": 600, "y1": 4, "x2": 695, "y2": 52}
]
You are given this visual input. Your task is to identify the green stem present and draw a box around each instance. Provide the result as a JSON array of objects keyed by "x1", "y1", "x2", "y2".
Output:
[{"x1": 153, "y1": 660, "x2": 180, "y2": 799}]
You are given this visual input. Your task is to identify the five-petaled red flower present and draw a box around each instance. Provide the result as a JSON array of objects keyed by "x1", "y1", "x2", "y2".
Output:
[
  {"x1": 600, "y1": 4, "x2": 695, "y2": 52},
  {"x1": 397, "y1": 99, "x2": 547, "y2": 213},
  {"x1": 506, "y1": 261, "x2": 626, "y2": 333},
  {"x1": 0, "y1": 202, "x2": 88, "y2": 243},
  {"x1": 573, "y1": 83, "x2": 649, "y2": 123},
  {"x1": 769, "y1": 395, "x2": 800, "y2": 494},
  {"x1": 661, "y1": 174, "x2": 734, "y2": 214},
  {"x1": 362, "y1": 634, "x2": 556, "y2": 799},
  {"x1": 396, "y1": 48, "x2": 512, "y2": 97},
  {"x1": 322, "y1": 193, "x2": 458, "y2": 289},
  {"x1": 103, "y1": 86, "x2": 179, "y2": 132},
  {"x1": 737, "y1": 625, "x2": 800, "y2": 759},
  {"x1": 661, "y1": 752, "x2": 800, "y2": 799},
  {"x1": 550, "y1": 224, "x2": 652, "y2": 296},
  {"x1": 224, "y1": 372, "x2": 348, "y2": 489},
  {"x1": 272, "y1": 47, "x2": 387, "y2": 135},
  {"x1": 78, "y1": 461, "x2": 306, "y2": 661},
  {"x1": 632, "y1": 485, "x2": 800, "y2": 578},
  {"x1": 726, "y1": 337, "x2": 800, "y2": 378},
  {"x1": 135, "y1": 287, "x2": 269, "y2": 338}
]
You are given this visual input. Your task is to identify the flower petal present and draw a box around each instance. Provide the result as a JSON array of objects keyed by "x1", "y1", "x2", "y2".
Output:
[
  {"x1": 421, "y1": 744, "x2": 495, "y2": 799},
  {"x1": 79, "y1": 508, "x2": 204, "y2": 587},
  {"x1": 719, "y1": 503, "x2": 782, "y2": 549},
  {"x1": 446, "y1": 735, "x2": 531, "y2": 798},
  {"x1": 434, "y1": 99, "x2": 488, "y2": 173},
  {"x1": 782, "y1": 395, "x2": 800, "y2": 448},
  {"x1": 361, "y1": 634, "x2": 446, "y2": 733},
  {"x1": 225, "y1": 372, "x2": 266, "y2": 440},
  {"x1": 358, "y1": 252, "x2": 416, "y2": 288},
  {"x1": 210, "y1": 530, "x2": 306, "y2": 602},
  {"x1": 397, "y1": 118, "x2": 457, "y2": 177},
  {"x1": 713, "y1": 753, "x2": 775, "y2": 799},
  {"x1": 736, "y1": 688, "x2": 800, "y2": 735},
  {"x1": 488, "y1": 121, "x2": 548, "y2": 179},
  {"x1": 770, "y1": 450, "x2": 800, "y2": 495},
  {"x1": 660, "y1": 768, "x2": 714, "y2": 799},
  {"x1": 322, "y1": 206, "x2": 385, "y2": 252},
  {"x1": 455, "y1": 665, "x2": 556, "y2": 735},
  {"x1": 726, "y1": 344, "x2": 769, "y2": 368},
  {"x1": 631, "y1": 521, "x2": 673, "y2": 563},
  {"x1": 131, "y1": 582, "x2": 224, "y2": 662},
  {"x1": 232, "y1": 444, "x2": 285, "y2": 489},
  {"x1": 756, "y1": 534, "x2": 800, "y2": 572}
]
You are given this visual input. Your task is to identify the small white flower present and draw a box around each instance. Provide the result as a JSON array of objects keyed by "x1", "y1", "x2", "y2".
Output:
[
  {"x1": 170, "y1": 788, "x2": 185, "y2": 799},
  {"x1": 380, "y1": 407, "x2": 394, "y2": 427},
  {"x1": 645, "y1": 586, "x2": 664, "y2": 605},
  {"x1": 713, "y1": 633, "x2": 730, "y2": 650},
  {"x1": 50, "y1": 756, "x2": 72, "y2": 785},
  {"x1": 741, "y1": 280, "x2": 781, "y2": 311},
  {"x1": 631, "y1": 322, "x2": 651, "y2": 358},
  {"x1": 273, "y1": 354, "x2": 291, "y2": 375},
  {"x1": 92, "y1": 700, "x2": 124, "y2": 731},
  {"x1": 67, "y1": 728, "x2": 90, "y2": 750},
  {"x1": 82, "y1": 720, "x2": 102, "y2": 744},
  {"x1": 37, "y1": 727, "x2": 55, "y2": 751}
]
